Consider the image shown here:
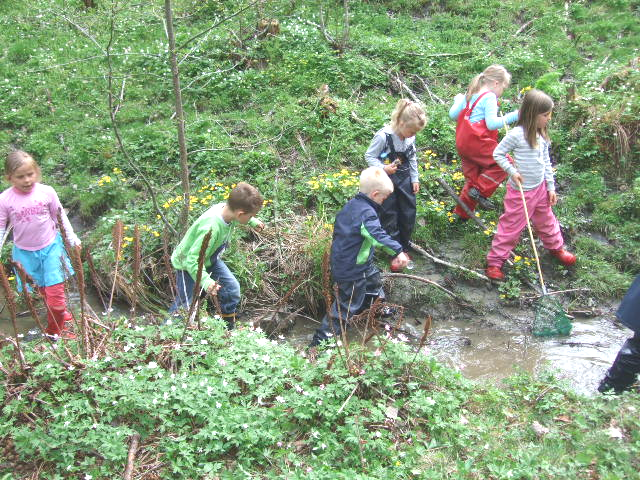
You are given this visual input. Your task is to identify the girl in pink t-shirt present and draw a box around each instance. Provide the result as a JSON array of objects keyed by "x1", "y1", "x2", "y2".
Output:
[{"x1": 0, "y1": 151, "x2": 80, "y2": 339}]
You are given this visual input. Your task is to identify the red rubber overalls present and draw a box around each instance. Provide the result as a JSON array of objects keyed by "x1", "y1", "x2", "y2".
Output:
[{"x1": 453, "y1": 91, "x2": 511, "y2": 219}]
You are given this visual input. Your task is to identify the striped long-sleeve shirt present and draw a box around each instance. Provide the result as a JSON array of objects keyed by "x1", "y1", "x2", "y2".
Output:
[{"x1": 493, "y1": 126, "x2": 555, "y2": 192}]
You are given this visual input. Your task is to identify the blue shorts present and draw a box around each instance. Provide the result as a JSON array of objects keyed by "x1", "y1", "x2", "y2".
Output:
[{"x1": 12, "y1": 233, "x2": 75, "y2": 290}]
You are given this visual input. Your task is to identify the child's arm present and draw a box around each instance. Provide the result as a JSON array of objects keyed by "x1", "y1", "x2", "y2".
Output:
[
  {"x1": 493, "y1": 129, "x2": 520, "y2": 177},
  {"x1": 362, "y1": 211, "x2": 403, "y2": 257},
  {"x1": 408, "y1": 140, "x2": 420, "y2": 193},
  {"x1": 542, "y1": 139, "x2": 557, "y2": 205},
  {"x1": 481, "y1": 93, "x2": 518, "y2": 130},
  {"x1": 248, "y1": 216, "x2": 265, "y2": 233},
  {"x1": 449, "y1": 94, "x2": 466, "y2": 121}
]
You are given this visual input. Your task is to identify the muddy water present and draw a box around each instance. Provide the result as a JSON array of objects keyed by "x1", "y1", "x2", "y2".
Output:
[
  {"x1": 0, "y1": 289, "x2": 122, "y2": 337},
  {"x1": 286, "y1": 311, "x2": 631, "y2": 396},
  {"x1": 1, "y1": 284, "x2": 630, "y2": 396}
]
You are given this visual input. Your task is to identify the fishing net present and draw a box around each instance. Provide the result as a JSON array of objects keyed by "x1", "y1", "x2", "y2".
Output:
[{"x1": 532, "y1": 295, "x2": 572, "y2": 337}]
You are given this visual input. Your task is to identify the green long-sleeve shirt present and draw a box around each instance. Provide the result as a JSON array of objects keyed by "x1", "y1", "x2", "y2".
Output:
[{"x1": 171, "y1": 203, "x2": 260, "y2": 291}]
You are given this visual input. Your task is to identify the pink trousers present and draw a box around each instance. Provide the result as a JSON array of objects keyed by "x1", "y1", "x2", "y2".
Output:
[{"x1": 487, "y1": 182, "x2": 563, "y2": 268}]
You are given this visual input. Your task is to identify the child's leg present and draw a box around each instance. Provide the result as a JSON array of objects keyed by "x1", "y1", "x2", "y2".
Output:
[
  {"x1": 598, "y1": 332, "x2": 640, "y2": 393},
  {"x1": 39, "y1": 283, "x2": 73, "y2": 334},
  {"x1": 393, "y1": 176, "x2": 417, "y2": 251},
  {"x1": 453, "y1": 158, "x2": 481, "y2": 218},
  {"x1": 475, "y1": 159, "x2": 509, "y2": 199},
  {"x1": 310, "y1": 277, "x2": 367, "y2": 347},
  {"x1": 529, "y1": 184, "x2": 563, "y2": 251},
  {"x1": 208, "y1": 258, "x2": 241, "y2": 321},
  {"x1": 486, "y1": 186, "x2": 528, "y2": 267},
  {"x1": 169, "y1": 270, "x2": 195, "y2": 313},
  {"x1": 379, "y1": 191, "x2": 399, "y2": 240}
]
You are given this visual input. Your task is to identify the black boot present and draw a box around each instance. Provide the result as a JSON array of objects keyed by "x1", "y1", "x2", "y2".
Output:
[
  {"x1": 598, "y1": 336, "x2": 640, "y2": 394},
  {"x1": 468, "y1": 187, "x2": 495, "y2": 210},
  {"x1": 221, "y1": 313, "x2": 236, "y2": 330}
]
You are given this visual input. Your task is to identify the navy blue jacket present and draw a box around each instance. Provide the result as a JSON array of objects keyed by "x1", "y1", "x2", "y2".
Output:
[
  {"x1": 330, "y1": 193, "x2": 403, "y2": 282},
  {"x1": 617, "y1": 274, "x2": 640, "y2": 334}
]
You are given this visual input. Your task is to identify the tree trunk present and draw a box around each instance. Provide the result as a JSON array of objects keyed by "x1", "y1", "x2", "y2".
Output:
[{"x1": 164, "y1": 0, "x2": 191, "y2": 233}]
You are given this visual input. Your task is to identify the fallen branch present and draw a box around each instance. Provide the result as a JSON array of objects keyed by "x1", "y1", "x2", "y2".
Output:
[
  {"x1": 409, "y1": 241, "x2": 489, "y2": 282},
  {"x1": 391, "y1": 74, "x2": 421, "y2": 104},
  {"x1": 382, "y1": 272, "x2": 476, "y2": 311},
  {"x1": 123, "y1": 432, "x2": 141, "y2": 480}
]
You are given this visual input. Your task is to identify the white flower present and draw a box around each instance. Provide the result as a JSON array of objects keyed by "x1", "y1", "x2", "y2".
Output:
[
  {"x1": 282, "y1": 368, "x2": 288, "y2": 374},
  {"x1": 218, "y1": 358, "x2": 227, "y2": 366},
  {"x1": 216, "y1": 402, "x2": 222, "y2": 408},
  {"x1": 200, "y1": 339, "x2": 208, "y2": 345},
  {"x1": 242, "y1": 424, "x2": 248, "y2": 429},
  {"x1": 276, "y1": 396, "x2": 285, "y2": 403},
  {"x1": 147, "y1": 361, "x2": 158, "y2": 369},
  {"x1": 262, "y1": 354, "x2": 270, "y2": 363}
]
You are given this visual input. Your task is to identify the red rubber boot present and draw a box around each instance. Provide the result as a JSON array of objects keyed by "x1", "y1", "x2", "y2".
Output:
[
  {"x1": 485, "y1": 266, "x2": 505, "y2": 281},
  {"x1": 550, "y1": 248, "x2": 577, "y2": 266}
]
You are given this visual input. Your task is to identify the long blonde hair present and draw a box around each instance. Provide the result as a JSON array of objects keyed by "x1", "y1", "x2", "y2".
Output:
[
  {"x1": 5, "y1": 150, "x2": 41, "y2": 181},
  {"x1": 465, "y1": 64, "x2": 512, "y2": 102},
  {"x1": 517, "y1": 89, "x2": 554, "y2": 149},
  {"x1": 389, "y1": 99, "x2": 427, "y2": 133}
]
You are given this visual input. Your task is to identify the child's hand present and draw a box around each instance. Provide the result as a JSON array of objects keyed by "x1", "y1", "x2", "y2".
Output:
[
  {"x1": 511, "y1": 172, "x2": 524, "y2": 186},
  {"x1": 548, "y1": 191, "x2": 557, "y2": 206},
  {"x1": 207, "y1": 282, "x2": 220, "y2": 296},
  {"x1": 253, "y1": 220, "x2": 265, "y2": 233},
  {"x1": 394, "y1": 252, "x2": 410, "y2": 269},
  {"x1": 412, "y1": 182, "x2": 419, "y2": 194},
  {"x1": 384, "y1": 163, "x2": 398, "y2": 175}
]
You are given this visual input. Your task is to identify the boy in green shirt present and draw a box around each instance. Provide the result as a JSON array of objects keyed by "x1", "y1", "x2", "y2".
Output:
[{"x1": 169, "y1": 182, "x2": 265, "y2": 328}]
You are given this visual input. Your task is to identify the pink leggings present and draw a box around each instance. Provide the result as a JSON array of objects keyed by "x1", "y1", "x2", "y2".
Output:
[
  {"x1": 38, "y1": 283, "x2": 73, "y2": 336},
  {"x1": 487, "y1": 183, "x2": 563, "y2": 268}
]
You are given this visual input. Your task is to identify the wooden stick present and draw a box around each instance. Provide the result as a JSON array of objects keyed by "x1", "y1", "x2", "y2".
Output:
[
  {"x1": 382, "y1": 272, "x2": 476, "y2": 310},
  {"x1": 409, "y1": 242, "x2": 489, "y2": 282},
  {"x1": 123, "y1": 432, "x2": 141, "y2": 480}
]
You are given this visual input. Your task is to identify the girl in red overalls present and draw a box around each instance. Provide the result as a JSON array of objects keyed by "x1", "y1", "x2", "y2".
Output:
[{"x1": 449, "y1": 65, "x2": 519, "y2": 219}]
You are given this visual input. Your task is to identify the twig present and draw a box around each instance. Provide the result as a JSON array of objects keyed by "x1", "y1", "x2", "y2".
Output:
[
  {"x1": 413, "y1": 75, "x2": 445, "y2": 105},
  {"x1": 523, "y1": 287, "x2": 591, "y2": 299},
  {"x1": 123, "y1": 432, "x2": 141, "y2": 480},
  {"x1": 513, "y1": 20, "x2": 533, "y2": 36},
  {"x1": 383, "y1": 272, "x2": 475, "y2": 310},
  {"x1": 410, "y1": 241, "x2": 489, "y2": 282},
  {"x1": 391, "y1": 73, "x2": 421, "y2": 104},
  {"x1": 337, "y1": 383, "x2": 359, "y2": 414}
]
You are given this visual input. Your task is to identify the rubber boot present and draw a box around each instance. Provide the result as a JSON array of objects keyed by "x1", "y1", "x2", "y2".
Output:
[
  {"x1": 220, "y1": 313, "x2": 236, "y2": 330},
  {"x1": 468, "y1": 187, "x2": 495, "y2": 210},
  {"x1": 39, "y1": 287, "x2": 61, "y2": 336},
  {"x1": 485, "y1": 266, "x2": 505, "y2": 281},
  {"x1": 598, "y1": 336, "x2": 640, "y2": 394},
  {"x1": 549, "y1": 248, "x2": 577, "y2": 266}
]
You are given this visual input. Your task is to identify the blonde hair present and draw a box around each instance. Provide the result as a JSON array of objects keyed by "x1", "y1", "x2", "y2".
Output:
[
  {"x1": 465, "y1": 64, "x2": 512, "y2": 102},
  {"x1": 227, "y1": 182, "x2": 263, "y2": 214},
  {"x1": 517, "y1": 89, "x2": 554, "y2": 149},
  {"x1": 389, "y1": 99, "x2": 427, "y2": 133},
  {"x1": 359, "y1": 167, "x2": 393, "y2": 196},
  {"x1": 5, "y1": 150, "x2": 41, "y2": 181}
]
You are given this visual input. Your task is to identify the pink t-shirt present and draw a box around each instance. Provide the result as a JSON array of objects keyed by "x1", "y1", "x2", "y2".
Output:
[{"x1": 0, "y1": 183, "x2": 80, "y2": 251}]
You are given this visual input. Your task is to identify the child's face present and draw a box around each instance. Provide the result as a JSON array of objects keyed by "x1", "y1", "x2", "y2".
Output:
[
  {"x1": 9, "y1": 164, "x2": 38, "y2": 193},
  {"x1": 397, "y1": 123, "x2": 420, "y2": 140},
  {"x1": 536, "y1": 110, "x2": 552, "y2": 130}
]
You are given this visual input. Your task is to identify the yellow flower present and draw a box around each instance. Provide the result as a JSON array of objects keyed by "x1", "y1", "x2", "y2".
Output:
[
  {"x1": 484, "y1": 229, "x2": 492, "y2": 235},
  {"x1": 514, "y1": 255, "x2": 522, "y2": 263},
  {"x1": 152, "y1": 231, "x2": 160, "y2": 237}
]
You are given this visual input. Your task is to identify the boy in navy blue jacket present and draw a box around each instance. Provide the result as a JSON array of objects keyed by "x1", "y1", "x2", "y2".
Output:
[{"x1": 309, "y1": 167, "x2": 410, "y2": 348}]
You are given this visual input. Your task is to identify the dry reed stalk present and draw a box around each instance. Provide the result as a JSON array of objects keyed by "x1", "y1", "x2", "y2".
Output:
[
  {"x1": 186, "y1": 230, "x2": 212, "y2": 330},
  {"x1": 56, "y1": 209, "x2": 90, "y2": 355},
  {"x1": 408, "y1": 315, "x2": 433, "y2": 367},
  {"x1": 321, "y1": 246, "x2": 332, "y2": 314},
  {"x1": 108, "y1": 220, "x2": 124, "y2": 316},
  {"x1": 123, "y1": 432, "x2": 141, "y2": 480},
  {"x1": 84, "y1": 246, "x2": 108, "y2": 311},
  {"x1": 0, "y1": 263, "x2": 26, "y2": 371},
  {"x1": 131, "y1": 225, "x2": 141, "y2": 317},
  {"x1": 162, "y1": 228, "x2": 177, "y2": 300}
]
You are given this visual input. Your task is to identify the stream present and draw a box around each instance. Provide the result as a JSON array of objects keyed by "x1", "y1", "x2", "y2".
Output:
[{"x1": 0, "y1": 282, "x2": 631, "y2": 396}]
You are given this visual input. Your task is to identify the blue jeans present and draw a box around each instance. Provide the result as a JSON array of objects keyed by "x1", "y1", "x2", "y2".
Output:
[{"x1": 169, "y1": 258, "x2": 240, "y2": 315}]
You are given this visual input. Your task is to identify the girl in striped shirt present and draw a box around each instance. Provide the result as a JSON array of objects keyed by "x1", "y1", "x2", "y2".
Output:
[{"x1": 485, "y1": 89, "x2": 576, "y2": 281}]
